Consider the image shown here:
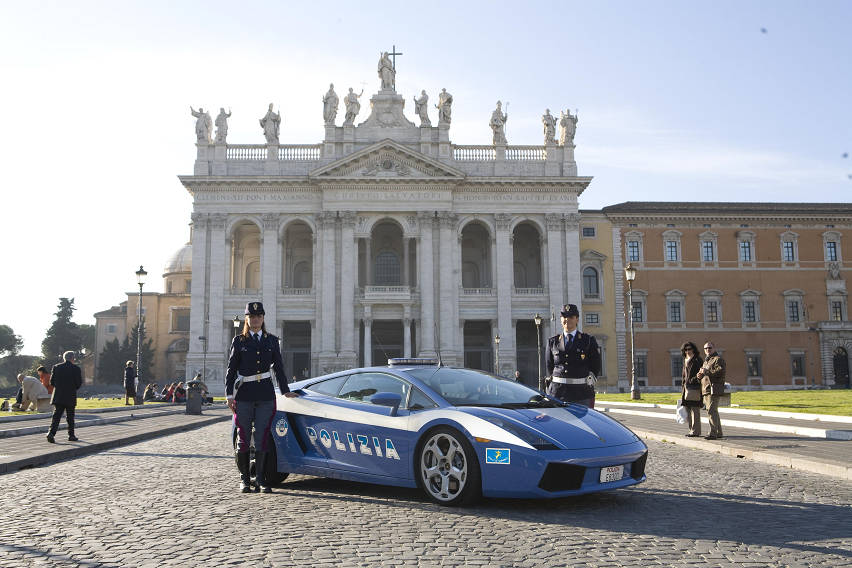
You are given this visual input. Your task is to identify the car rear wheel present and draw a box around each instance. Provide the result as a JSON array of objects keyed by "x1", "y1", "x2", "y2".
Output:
[
  {"x1": 233, "y1": 429, "x2": 289, "y2": 486},
  {"x1": 417, "y1": 427, "x2": 481, "y2": 506}
]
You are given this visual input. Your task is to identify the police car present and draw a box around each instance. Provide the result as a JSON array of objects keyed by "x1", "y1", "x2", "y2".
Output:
[{"x1": 241, "y1": 358, "x2": 647, "y2": 505}]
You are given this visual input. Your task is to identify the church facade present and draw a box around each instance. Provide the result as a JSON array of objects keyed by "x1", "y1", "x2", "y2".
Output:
[{"x1": 181, "y1": 58, "x2": 592, "y2": 392}]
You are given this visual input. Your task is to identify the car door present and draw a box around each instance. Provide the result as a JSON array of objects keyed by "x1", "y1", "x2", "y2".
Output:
[{"x1": 319, "y1": 372, "x2": 414, "y2": 480}]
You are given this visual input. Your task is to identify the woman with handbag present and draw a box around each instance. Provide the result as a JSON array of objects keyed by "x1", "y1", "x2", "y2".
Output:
[{"x1": 680, "y1": 341, "x2": 703, "y2": 437}]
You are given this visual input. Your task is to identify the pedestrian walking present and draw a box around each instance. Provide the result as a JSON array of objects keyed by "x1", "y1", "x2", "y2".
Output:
[
  {"x1": 47, "y1": 351, "x2": 83, "y2": 443},
  {"x1": 226, "y1": 301, "x2": 298, "y2": 493},
  {"x1": 124, "y1": 361, "x2": 137, "y2": 405},
  {"x1": 680, "y1": 341, "x2": 703, "y2": 437},
  {"x1": 545, "y1": 304, "x2": 601, "y2": 407},
  {"x1": 697, "y1": 341, "x2": 726, "y2": 440}
]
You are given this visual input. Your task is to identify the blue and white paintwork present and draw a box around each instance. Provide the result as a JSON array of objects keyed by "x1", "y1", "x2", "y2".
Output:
[{"x1": 266, "y1": 364, "x2": 647, "y2": 500}]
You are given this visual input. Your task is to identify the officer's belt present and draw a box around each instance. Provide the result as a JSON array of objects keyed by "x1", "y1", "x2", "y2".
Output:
[
  {"x1": 551, "y1": 377, "x2": 588, "y2": 385},
  {"x1": 237, "y1": 372, "x2": 272, "y2": 383}
]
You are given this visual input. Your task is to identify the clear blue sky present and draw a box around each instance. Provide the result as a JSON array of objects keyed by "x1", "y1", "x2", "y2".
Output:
[{"x1": 0, "y1": 0, "x2": 849, "y2": 355}]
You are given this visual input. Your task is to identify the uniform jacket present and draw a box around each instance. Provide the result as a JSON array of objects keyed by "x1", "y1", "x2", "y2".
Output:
[
  {"x1": 700, "y1": 352, "x2": 726, "y2": 395},
  {"x1": 681, "y1": 356, "x2": 703, "y2": 407},
  {"x1": 225, "y1": 331, "x2": 289, "y2": 401},
  {"x1": 545, "y1": 331, "x2": 601, "y2": 400},
  {"x1": 50, "y1": 361, "x2": 83, "y2": 407}
]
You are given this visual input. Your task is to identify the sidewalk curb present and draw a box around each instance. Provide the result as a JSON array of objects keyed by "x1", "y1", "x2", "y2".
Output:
[
  {"x1": 598, "y1": 400, "x2": 852, "y2": 424},
  {"x1": 0, "y1": 412, "x2": 231, "y2": 474},
  {"x1": 0, "y1": 407, "x2": 191, "y2": 438},
  {"x1": 630, "y1": 428, "x2": 852, "y2": 481},
  {"x1": 0, "y1": 403, "x2": 186, "y2": 424}
]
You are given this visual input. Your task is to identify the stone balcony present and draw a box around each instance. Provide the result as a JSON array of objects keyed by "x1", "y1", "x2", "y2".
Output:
[{"x1": 361, "y1": 286, "x2": 414, "y2": 302}]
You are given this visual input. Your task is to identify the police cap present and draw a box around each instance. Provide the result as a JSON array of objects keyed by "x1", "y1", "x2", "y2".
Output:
[
  {"x1": 560, "y1": 304, "x2": 580, "y2": 318},
  {"x1": 245, "y1": 301, "x2": 265, "y2": 315}
]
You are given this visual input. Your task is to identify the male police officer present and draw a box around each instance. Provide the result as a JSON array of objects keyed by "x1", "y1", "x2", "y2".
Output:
[
  {"x1": 545, "y1": 304, "x2": 601, "y2": 407},
  {"x1": 226, "y1": 301, "x2": 298, "y2": 493}
]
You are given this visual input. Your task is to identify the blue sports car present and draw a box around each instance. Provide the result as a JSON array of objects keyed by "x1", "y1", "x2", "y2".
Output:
[{"x1": 236, "y1": 359, "x2": 647, "y2": 505}]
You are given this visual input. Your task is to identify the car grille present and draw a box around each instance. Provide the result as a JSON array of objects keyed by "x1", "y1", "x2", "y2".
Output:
[
  {"x1": 538, "y1": 463, "x2": 586, "y2": 492},
  {"x1": 630, "y1": 452, "x2": 647, "y2": 480}
]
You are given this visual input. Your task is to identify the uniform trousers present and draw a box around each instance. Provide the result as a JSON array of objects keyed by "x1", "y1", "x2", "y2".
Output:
[
  {"x1": 234, "y1": 399, "x2": 276, "y2": 453},
  {"x1": 48, "y1": 404, "x2": 76, "y2": 437},
  {"x1": 703, "y1": 394, "x2": 723, "y2": 437}
]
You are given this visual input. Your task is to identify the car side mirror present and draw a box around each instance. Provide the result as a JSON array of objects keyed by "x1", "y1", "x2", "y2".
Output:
[{"x1": 370, "y1": 392, "x2": 402, "y2": 416}]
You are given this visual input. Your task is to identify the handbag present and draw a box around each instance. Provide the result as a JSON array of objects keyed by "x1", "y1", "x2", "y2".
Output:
[
  {"x1": 675, "y1": 401, "x2": 687, "y2": 424},
  {"x1": 684, "y1": 386, "x2": 701, "y2": 402},
  {"x1": 710, "y1": 383, "x2": 725, "y2": 396}
]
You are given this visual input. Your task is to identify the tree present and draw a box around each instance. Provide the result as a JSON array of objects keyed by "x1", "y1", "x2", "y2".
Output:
[
  {"x1": 41, "y1": 298, "x2": 83, "y2": 367},
  {"x1": 0, "y1": 324, "x2": 23, "y2": 357},
  {"x1": 96, "y1": 319, "x2": 155, "y2": 384},
  {"x1": 97, "y1": 338, "x2": 124, "y2": 383}
]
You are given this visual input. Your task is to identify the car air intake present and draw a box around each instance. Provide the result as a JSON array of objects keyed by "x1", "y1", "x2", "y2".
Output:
[
  {"x1": 538, "y1": 463, "x2": 586, "y2": 492},
  {"x1": 631, "y1": 452, "x2": 647, "y2": 480}
]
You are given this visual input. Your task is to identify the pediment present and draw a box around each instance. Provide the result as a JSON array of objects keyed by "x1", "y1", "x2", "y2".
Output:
[
  {"x1": 309, "y1": 140, "x2": 465, "y2": 180},
  {"x1": 581, "y1": 249, "x2": 607, "y2": 262}
]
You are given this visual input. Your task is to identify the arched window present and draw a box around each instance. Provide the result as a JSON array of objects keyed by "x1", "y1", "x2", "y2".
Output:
[
  {"x1": 375, "y1": 251, "x2": 400, "y2": 285},
  {"x1": 582, "y1": 267, "x2": 599, "y2": 298},
  {"x1": 293, "y1": 261, "x2": 311, "y2": 288},
  {"x1": 245, "y1": 261, "x2": 260, "y2": 290}
]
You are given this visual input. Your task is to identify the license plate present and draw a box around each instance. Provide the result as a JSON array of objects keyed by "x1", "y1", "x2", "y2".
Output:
[{"x1": 599, "y1": 465, "x2": 623, "y2": 483}]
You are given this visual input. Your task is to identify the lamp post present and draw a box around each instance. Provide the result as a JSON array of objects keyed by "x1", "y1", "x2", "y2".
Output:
[
  {"x1": 233, "y1": 315, "x2": 241, "y2": 339},
  {"x1": 534, "y1": 313, "x2": 543, "y2": 391},
  {"x1": 624, "y1": 262, "x2": 640, "y2": 400},
  {"x1": 494, "y1": 333, "x2": 501, "y2": 376},
  {"x1": 198, "y1": 335, "x2": 208, "y2": 381},
  {"x1": 135, "y1": 265, "x2": 147, "y2": 401}
]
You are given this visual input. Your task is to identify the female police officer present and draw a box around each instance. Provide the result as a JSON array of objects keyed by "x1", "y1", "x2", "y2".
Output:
[{"x1": 226, "y1": 301, "x2": 298, "y2": 493}]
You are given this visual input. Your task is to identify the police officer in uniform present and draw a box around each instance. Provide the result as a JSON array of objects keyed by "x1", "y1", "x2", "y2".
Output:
[
  {"x1": 545, "y1": 304, "x2": 601, "y2": 407},
  {"x1": 226, "y1": 301, "x2": 298, "y2": 493}
]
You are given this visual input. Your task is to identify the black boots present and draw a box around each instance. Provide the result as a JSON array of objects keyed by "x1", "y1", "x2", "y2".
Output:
[
  {"x1": 255, "y1": 452, "x2": 271, "y2": 493},
  {"x1": 237, "y1": 452, "x2": 251, "y2": 493}
]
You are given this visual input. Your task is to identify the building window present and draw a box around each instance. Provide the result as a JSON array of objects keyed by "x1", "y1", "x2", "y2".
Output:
[
  {"x1": 743, "y1": 300, "x2": 757, "y2": 323},
  {"x1": 172, "y1": 309, "x2": 190, "y2": 332},
  {"x1": 375, "y1": 251, "x2": 401, "y2": 285},
  {"x1": 627, "y1": 240, "x2": 640, "y2": 262},
  {"x1": 669, "y1": 301, "x2": 682, "y2": 323},
  {"x1": 782, "y1": 241, "x2": 795, "y2": 262},
  {"x1": 791, "y1": 354, "x2": 805, "y2": 377},
  {"x1": 826, "y1": 241, "x2": 838, "y2": 262},
  {"x1": 739, "y1": 241, "x2": 752, "y2": 262},
  {"x1": 582, "y1": 267, "x2": 600, "y2": 298},
  {"x1": 671, "y1": 353, "x2": 683, "y2": 380},
  {"x1": 585, "y1": 312, "x2": 600, "y2": 326},
  {"x1": 105, "y1": 324, "x2": 117, "y2": 334},
  {"x1": 631, "y1": 301, "x2": 644, "y2": 323},
  {"x1": 185, "y1": 279, "x2": 192, "y2": 293},
  {"x1": 702, "y1": 241, "x2": 715, "y2": 262},
  {"x1": 787, "y1": 300, "x2": 801, "y2": 323},
  {"x1": 832, "y1": 301, "x2": 844, "y2": 321},
  {"x1": 167, "y1": 281, "x2": 173, "y2": 293},
  {"x1": 747, "y1": 354, "x2": 762, "y2": 377},
  {"x1": 635, "y1": 354, "x2": 647, "y2": 378},
  {"x1": 582, "y1": 226, "x2": 596, "y2": 238},
  {"x1": 706, "y1": 301, "x2": 719, "y2": 322},
  {"x1": 665, "y1": 241, "x2": 679, "y2": 261}
]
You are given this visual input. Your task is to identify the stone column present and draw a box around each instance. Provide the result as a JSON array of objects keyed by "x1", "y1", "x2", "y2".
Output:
[
  {"x1": 403, "y1": 313, "x2": 412, "y2": 358},
  {"x1": 339, "y1": 211, "x2": 357, "y2": 364},
  {"x1": 207, "y1": 214, "x2": 227, "y2": 383},
  {"x1": 403, "y1": 237, "x2": 410, "y2": 287},
  {"x1": 417, "y1": 212, "x2": 436, "y2": 357},
  {"x1": 318, "y1": 212, "x2": 337, "y2": 367},
  {"x1": 261, "y1": 214, "x2": 279, "y2": 330},
  {"x1": 545, "y1": 213, "x2": 565, "y2": 321},
  {"x1": 494, "y1": 213, "x2": 515, "y2": 375},
  {"x1": 438, "y1": 212, "x2": 459, "y2": 363},
  {"x1": 363, "y1": 317, "x2": 372, "y2": 366},
  {"x1": 187, "y1": 213, "x2": 210, "y2": 383},
  {"x1": 564, "y1": 213, "x2": 582, "y2": 312},
  {"x1": 365, "y1": 237, "x2": 373, "y2": 286}
]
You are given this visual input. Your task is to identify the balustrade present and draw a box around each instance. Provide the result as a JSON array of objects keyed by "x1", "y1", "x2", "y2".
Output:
[
  {"x1": 278, "y1": 145, "x2": 322, "y2": 160},
  {"x1": 505, "y1": 146, "x2": 546, "y2": 161},
  {"x1": 452, "y1": 146, "x2": 496, "y2": 161},
  {"x1": 226, "y1": 145, "x2": 266, "y2": 161}
]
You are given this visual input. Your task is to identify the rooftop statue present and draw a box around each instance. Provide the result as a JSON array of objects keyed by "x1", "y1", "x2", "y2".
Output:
[
  {"x1": 259, "y1": 103, "x2": 281, "y2": 144},
  {"x1": 190, "y1": 106, "x2": 212, "y2": 144},
  {"x1": 322, "y1": 84, "x2": 339, "y2": 126},
  {"x1": 559, "y1": 109, "x2": 578, "y2": 146},
  {"x1": 490, "y1": 101, "x2": 508, "y2": 145},
  {"x1": 435, "y1": 88, "x2": 452, "y2": 125},
  {"x1": 343, "y1": 88, "x2": 363, "y2": 126},
  {"x1": 413, "y1": 90, "x2": 431, "y2": 126},
  {"x1": 542, "y1": 108, "x2": 556, "y2": 145},
  {"x1": 378, "y1": 51, "x2": 395, "y2": 91},
  {"x1": 214, "y1": 108, "x2": 231, "y2": 144}
]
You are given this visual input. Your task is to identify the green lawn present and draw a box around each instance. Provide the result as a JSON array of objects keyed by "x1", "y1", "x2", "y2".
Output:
[
  {"x1": 596, "y1": 390, "x2": 852, "y2": 416},
  {"x1": 3, "y1": 397, "x2": 174, "y2": 416}
]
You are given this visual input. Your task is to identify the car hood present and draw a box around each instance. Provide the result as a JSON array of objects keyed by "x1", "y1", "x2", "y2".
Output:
[{"x1": 457, "y1": 405, "x2": 640, "y2": 450}]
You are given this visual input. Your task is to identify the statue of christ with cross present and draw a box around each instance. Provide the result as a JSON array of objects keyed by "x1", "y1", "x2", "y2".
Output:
[{"x1": 378, "y1": 46, "x2": 402, "y2": 91}]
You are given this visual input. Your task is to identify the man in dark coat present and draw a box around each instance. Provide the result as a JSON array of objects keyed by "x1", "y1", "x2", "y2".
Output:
[
  {"x1": 545, "y1": 304, "x2": 601, "y2": 407},
  {"x1": 47, "y1": 351, "x2": 83, "y2": 443}
]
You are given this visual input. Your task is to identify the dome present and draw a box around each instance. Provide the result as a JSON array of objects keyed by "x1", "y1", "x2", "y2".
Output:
[{"x1": 163, "y1": 242, "x2": 192, "y2": 276}]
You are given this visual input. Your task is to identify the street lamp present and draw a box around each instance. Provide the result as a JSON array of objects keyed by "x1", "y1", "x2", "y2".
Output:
[
  {"x1": 624, "y1": 262, "x2": 639, "y2": 400},
  {"x1": 494, "y1": 333, "x2": 501, "y2": 376},
  {"x1": 534, "y1": 313, "x2": 543, "y2": 391},
  {"x1": 198, "y1": 335, "x2": 208, "y2": 381},
  {"x1": 135, "y1": 265, "x2": 147, "y2": 402},
  {"x1": 233, "y1": 315, "x2": 241, "y2": 339}
]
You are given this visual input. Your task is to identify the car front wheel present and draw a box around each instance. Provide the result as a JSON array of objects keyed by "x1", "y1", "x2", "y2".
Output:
[{"x1": 417, "y1": 426, "x2": 481, "y2": 506}]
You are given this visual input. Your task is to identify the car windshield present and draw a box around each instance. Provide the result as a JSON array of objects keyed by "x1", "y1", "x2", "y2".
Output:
[{"x1": 405, "y1": 367, "x2": 561, "y2": 408}]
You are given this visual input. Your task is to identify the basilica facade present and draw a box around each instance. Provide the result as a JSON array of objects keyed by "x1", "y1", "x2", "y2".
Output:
[{"x1": 181, "y1": 60, "x2": 591, "y2": 392}]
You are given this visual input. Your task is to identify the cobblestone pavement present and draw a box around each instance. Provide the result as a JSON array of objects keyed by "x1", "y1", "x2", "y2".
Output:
[{"x1": 1, "y1": 422, "x2": 851, "y2": 567}]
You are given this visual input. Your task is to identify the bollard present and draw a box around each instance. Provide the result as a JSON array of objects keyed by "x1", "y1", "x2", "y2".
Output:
[{"x1": 185, "y1": 381, "x2": 203, "y2": 415}]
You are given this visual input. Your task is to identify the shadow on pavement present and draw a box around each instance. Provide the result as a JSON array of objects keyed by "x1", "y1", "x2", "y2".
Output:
[{"x1": 0, "y1": 544, "x2": 120, "y2": 568}]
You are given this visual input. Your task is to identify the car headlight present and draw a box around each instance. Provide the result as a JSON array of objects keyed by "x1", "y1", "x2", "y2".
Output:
[{"x1": 480, "y1": 416, "x2": 559, "y2": 450}]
